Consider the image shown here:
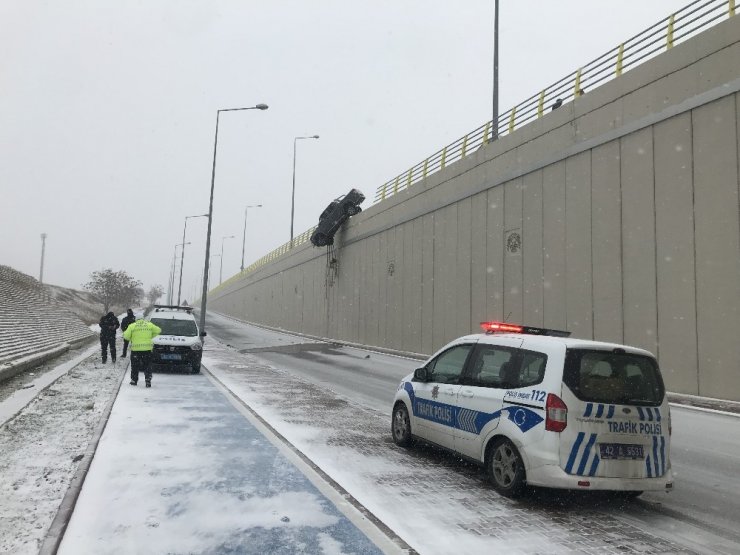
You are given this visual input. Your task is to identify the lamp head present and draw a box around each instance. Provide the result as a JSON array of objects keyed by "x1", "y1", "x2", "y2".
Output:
[{"x1": 255, "y1": 104, "x2": 269, "y2": 110}]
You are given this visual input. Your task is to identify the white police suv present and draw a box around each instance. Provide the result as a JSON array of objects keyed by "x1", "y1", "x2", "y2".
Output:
[
  {"x1": 391, "y1": 322, "x2": 673, "y2": 498},
  {"x1": 148, "y1": 305, "x2": 204, "y2": 373}
]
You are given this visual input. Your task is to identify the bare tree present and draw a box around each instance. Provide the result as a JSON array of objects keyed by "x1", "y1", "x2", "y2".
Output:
[
  {"x1": 83, "y1": 268, "x2": 143, "y2": 313},
  {"x1": 146, "y1": 284, "x2": 164, "y2": 306}
]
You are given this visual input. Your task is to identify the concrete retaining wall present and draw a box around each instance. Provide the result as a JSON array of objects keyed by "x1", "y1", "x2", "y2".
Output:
[{"x1": 210, "y1": 16, "x2": 740, "y2": 401}]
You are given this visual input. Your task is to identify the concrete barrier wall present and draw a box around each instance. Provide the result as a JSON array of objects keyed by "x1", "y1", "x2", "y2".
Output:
[{"x1": 210, "y1": 16, "x2": 740, "y2": 401}]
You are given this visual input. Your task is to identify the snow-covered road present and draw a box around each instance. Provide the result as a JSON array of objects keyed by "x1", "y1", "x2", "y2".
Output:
[
  {"x1": 3, "y1": 313, "x2": 740, "y2": 554},
  {"x1": 58, "y1": 371, "x2": 392, "y2": 555},
  {"x1": 201, "y1": 341, "x2": 724, "y2": 554}
]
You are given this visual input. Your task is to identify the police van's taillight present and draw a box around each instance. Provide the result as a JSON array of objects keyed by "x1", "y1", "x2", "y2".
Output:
[{"x1": 546, "y1": 394, "x2": 568, "y2": 432}]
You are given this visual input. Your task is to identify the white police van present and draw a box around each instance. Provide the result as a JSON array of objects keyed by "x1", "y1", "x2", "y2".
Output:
[
  {"x1": 148, "y1": 305, "x2": 204, "y2": 374},
  {"x1": 391, "y1": 322, "x2": 673, "y2": 498}
]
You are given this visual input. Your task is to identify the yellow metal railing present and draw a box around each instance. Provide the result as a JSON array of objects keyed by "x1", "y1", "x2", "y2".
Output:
[
  {"x1": 370, "y1": 0, "x2": 734, "y2": 204},
  {"x1": 212, "y1": 0, "x2": 735, "y2": 291}
]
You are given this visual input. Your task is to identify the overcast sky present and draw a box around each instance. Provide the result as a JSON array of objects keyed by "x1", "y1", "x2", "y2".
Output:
[{"x1": 0, "y1": 0, "x2": 680, "y2": 299}]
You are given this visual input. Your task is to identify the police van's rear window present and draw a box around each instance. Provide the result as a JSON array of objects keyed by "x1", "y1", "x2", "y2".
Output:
[
  {"x1": 564, "y1": 349, "x2": 665, "y2": 405},
  {"x1": 150, "y1": 318, "x2": 198, "y2": 337}
]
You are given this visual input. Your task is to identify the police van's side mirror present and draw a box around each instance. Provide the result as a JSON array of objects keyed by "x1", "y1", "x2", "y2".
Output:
[
  {"x1": 200, "y1": 331, "x2": 207, "y2": 337},
  {"x1": 414, "y1": 367, "x2": 429, "y2": 382}
]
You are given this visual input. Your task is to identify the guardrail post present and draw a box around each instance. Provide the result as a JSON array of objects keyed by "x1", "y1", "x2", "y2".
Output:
[
  {"x1": 441, "y1": 146, "x2": 447, "y2": 169},
  {"x1": 508, "y1": 107, "x2": 516, "y2": 134},
  {"x1": 574, "y1": 68, "x2": 583, "y2": 97},
  {"x1": 538, "y1": 91, "x2": 545, "y2": 118},
  {"x1": 393, "y1": 176, "x2": 400, "y2": 195},
  {"x1": 615, "y1": 43, "x2": 624, "y2": 76},
  {"x1": 422, "y1": 158, "x2": 429, "y2": 178},
  {"x1": 406, "y1": 167, "x2": 413, "y2": 188},
  {"x1": 666, "y1": 14, "x2": 675, "y2": 49},
  {"x1": 381, "y1": 182, "x2": 387, "y2": 200},
  {"x1": 483, "y1": 121, "x2": 491, "y2": 144},
  {"x1": 461, "y1": 134, "x2": 469, "y2": 158},
  {"x1": 731, "y1": 0, "x2": 736, "y2": 16}
]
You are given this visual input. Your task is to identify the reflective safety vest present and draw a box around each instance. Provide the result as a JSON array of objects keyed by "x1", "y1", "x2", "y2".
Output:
[{"x1": 122, "y1": 319, "x2": 162, "y2": 352}]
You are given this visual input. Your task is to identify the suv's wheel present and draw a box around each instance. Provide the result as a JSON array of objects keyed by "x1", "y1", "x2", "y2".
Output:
[
  {"x1": 487, "y1": 438, "x2": 526, "y2": 497},
  {"x1": 313, "y1": 233, "x2": 329, "y2": 246},
  {"x1": 391, "y1": 403, "x2": 413, "y2": 447},
  {"x1": 191, "y1": 362, "x2": 201, "y2": 374}
]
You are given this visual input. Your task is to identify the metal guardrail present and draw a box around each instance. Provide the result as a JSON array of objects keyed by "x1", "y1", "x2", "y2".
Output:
[
  {"x1": 214, "y1": 226, "x2": 317, "y2": 293},
  {"x1": 373, "y1": 0, "x2": 736, "y2": 203},
  {"x1": 215, "y1": 0, "x2": 734, "y2": 290}
]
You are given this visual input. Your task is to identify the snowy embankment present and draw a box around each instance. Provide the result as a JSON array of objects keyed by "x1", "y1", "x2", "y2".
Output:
[{"x1": 0, "y1": 265, "x2": 96, "y2": 384}]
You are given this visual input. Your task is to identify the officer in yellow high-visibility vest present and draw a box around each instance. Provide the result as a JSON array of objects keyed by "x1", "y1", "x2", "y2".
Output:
[{"x1": 122, "y1": 318, "x2": 162, "y2": 387}]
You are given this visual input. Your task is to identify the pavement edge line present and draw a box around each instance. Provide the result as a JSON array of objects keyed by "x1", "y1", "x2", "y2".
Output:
[
  {"x1": 202, "y1": 364, "x2": 417, "y2": 555},
  {"x1": 206, "y1": 310, "x2": 428, "y2": 361},
  {"x1": 38, "y1": 362, "x2": 129, "y2": 555}
]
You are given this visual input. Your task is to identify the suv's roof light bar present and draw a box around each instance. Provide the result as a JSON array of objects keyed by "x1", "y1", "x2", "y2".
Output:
[
  {"x1": 480, "y1": 321, "x2": 571, "y2": 337},
  {"x1": 153, "y1": 304, "x2": 194, "y2": 313}
]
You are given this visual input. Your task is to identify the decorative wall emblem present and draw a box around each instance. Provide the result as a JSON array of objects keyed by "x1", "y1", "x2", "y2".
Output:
[{"x1": 506, "y1": 231, "x2": 522, "y2": 255}]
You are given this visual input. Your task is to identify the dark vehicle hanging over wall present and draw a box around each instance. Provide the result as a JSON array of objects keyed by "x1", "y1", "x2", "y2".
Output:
[{"x1": 310, "y1": 188, "x2": 365, "y2": 247}]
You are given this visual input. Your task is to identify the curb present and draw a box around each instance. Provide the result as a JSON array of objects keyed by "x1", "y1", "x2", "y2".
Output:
[
  {"x1": 667, "y1": 392, "x2": 740, "y2": 415},
  {"x1": 0, "y1": 344, "x2": 70, "y2": 383},
  {"x1": 38, "y1": 362, "x2": 129, "y2": 555},
  {"x1": 204, "y1": 363, "x2": 416, "y2": 555},
  {"x1": 0, "y1": 337, "x2": 96, "y2": 385}
]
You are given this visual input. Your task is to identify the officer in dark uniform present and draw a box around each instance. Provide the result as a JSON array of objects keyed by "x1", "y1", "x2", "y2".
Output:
[
  {"x1": 120, "y1": 308, "x2": 136, "y2": 358},
  {"x1": 98, "y1": 311, "x2": 120, "y2": 363}
]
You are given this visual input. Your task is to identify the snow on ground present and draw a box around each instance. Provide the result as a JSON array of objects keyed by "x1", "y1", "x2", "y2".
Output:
[
  {"x1": 0, "y1": 344, "x2": 99, "y2": 426},
  {"x1": 202, "y1": 341, "x2": 691, "y2": 555},
  {"x1": 58, "y1": 371, "x2": 386, "y2": 555},
  {"x1": 0, "y1": 353, "x2": 123, "y2": 554}
]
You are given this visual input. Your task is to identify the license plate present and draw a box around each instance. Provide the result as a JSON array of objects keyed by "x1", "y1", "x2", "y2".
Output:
[
  {"x1": 160, "y1": 354, "x2": 181, "y2": 361},
  {"x1": 599, "y1": 443, "x2": 644, "y2": 460}
]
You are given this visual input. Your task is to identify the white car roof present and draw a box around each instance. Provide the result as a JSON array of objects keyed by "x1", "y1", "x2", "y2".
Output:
[
  {"x1": 454, "y1": 333, "x2": 655, "y2": 357},
  {"x1": 149, "y1": 311, "x2": 196, "y2": 321}
]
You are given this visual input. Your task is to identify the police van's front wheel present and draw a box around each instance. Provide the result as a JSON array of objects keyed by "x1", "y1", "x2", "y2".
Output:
[
  {"x1": 391, "y1": 403, "x2": 413, "y2": 448},
  {"x1": 487, "y1": 438, "x2": 526, "y2": 498}
]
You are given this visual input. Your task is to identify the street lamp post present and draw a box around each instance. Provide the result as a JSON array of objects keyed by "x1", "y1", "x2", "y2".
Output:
[
  {"x1": 290, "y1": 135, "x2": 319, "y2": 246},
  {"x1": 39, "y1": 233, "x2": 47, "y2": 284},
  {"x1": 199, "y1": 103, "x2": 268, "y2": 337},
  {"x1": 220, "y1": 235, "x2": 235, "y2": 285},
  {"x1": 209, "y1": 254, "x2": 221, "y2": 282},
  {"x1": 240, "y1": 204, "x2": 262, "y2": 271},
  {"x1": 177, "y1": 214, "x2": 208, "y2": 306},
  {"x1": 492, "y1": 0, "x2": 500, "y2": 141},
  {"x1": 168, "y1": 242, "x2": 190, "y2": 304}
]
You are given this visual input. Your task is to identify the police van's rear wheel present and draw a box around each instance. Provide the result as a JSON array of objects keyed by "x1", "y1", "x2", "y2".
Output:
[
  {"x1": 391, "y1": 403, "x2": 413, "y2": 448},
  {"x1": 191, "y1": 362, "x2": 200, "y2": 374},
  {"x1": 488, "y1": 438, "x2": 526, "y2": 498}
]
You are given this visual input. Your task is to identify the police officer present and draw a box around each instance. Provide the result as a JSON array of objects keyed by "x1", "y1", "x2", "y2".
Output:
[
  {"x1": 98, "y1": 311, "x2": 120, "y2": 364},
  {"x1": 122, "y1": 317, "x2": 161, "y2": 387},
  {"x1": 120, "y1": 308, "x2": 136, "y2": 358}
]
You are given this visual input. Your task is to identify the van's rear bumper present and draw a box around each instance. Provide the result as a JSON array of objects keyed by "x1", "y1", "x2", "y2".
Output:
[
  {"x1": 526, "y1": 464, "x2": 673, "y2": 492},
  {"x1": 151, "y1": 347, "x2": 201, "y2": 367}
]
